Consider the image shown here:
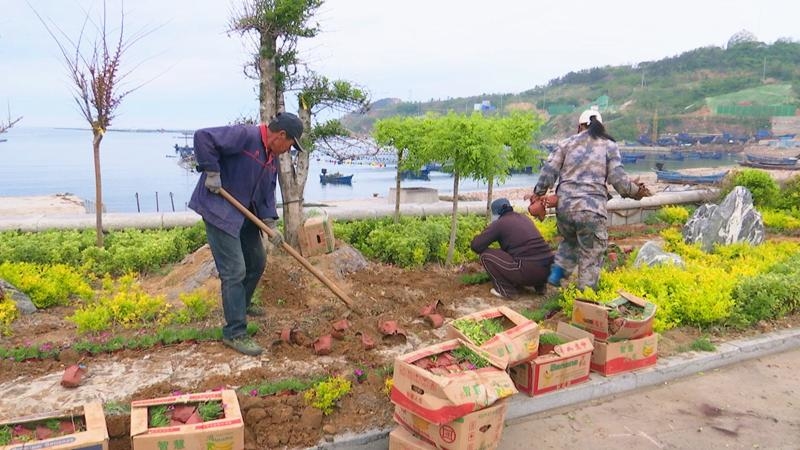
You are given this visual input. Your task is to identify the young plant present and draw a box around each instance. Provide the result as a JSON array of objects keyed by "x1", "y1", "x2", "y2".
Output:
[
  {"x1": 452, "y1": 317, "x2": 505, "y2": 346},
  {"x1": 459, "y1": 272, "x2": 491, "y2": 285},
  {"x1": 450, "y1": 346, "x2": 490, "y2": 369},
  {"x1": 148, "y1": 405, "x2": 169, "y2": 428},
  {"x1": 197, "y1": 401, "x2": 223, "y2": 422},
  {"x1": 690, "y1": 336, "x2": 716, "y2": 352},
  {"x1": 539, "y1": 333, "x2": 567, "y2": 346},
  {"x1": 0, "y1": 425, "x2": 11, "y2": 446}
]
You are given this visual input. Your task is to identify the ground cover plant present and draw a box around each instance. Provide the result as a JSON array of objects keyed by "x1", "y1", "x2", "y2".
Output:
[{"x1": 558, "y1": 228, "x2": 800, "y2": 331}]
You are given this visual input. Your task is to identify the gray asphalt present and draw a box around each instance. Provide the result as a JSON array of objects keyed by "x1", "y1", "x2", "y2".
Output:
[{"x1": 312, "y1": 327, "x2": 800, "y2": 449}]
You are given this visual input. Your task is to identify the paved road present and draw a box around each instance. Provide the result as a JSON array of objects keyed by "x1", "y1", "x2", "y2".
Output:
[{"x1": 500, "y1": 348, "x2": 800, "y2": 449}]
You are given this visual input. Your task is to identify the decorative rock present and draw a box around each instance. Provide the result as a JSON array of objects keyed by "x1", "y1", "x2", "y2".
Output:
[
  {"x1": 328, "y1": 246, "x2": 369, "y2": 278},
  {"x1": 633, "y1": 241, "x2": 685, "y2": 268},
  {"x1": 322, "y1": 424, "x2": 337, "y2": 435},
  {"x1": 0, "y1": 279, "x2": 37, "y2": 315},
  {"x1": 683, "y1": 187, "x2": 764, "y2": 252}
]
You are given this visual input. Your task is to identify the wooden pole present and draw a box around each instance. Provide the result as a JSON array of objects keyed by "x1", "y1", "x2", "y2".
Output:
[{"x1": 218, "y1": 188, "x2": 357, "y2": 312}]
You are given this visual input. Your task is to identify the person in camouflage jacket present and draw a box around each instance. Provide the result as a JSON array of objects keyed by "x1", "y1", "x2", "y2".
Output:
[{"x1": 530, "y1": 109, "x2": 651, "y2": 290}]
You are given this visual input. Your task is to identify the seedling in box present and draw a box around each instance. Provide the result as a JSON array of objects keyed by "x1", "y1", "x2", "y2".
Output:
[
  {"x1": 0, "y1": 402, "x2": 108, "y2": 450},
  {"x1": 451, "y1": 318, "x2": 506, "y2": 346},
  {"x1": 447, "y1": 306, "x2": 540, "y2": 367}
]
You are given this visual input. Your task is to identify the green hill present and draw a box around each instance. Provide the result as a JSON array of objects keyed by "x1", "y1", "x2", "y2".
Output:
[{"x1": 342, "y1": 34, "x2": 800, "y2": 141}]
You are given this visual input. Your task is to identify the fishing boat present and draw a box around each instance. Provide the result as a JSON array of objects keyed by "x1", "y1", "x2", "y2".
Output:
[
  {"x1": 739, "y1": 160, "x2": 800, "y2": 170},
  {"x1": 656, "y1": 152, "x2": 685, "y2": 161},
  {"x1": 399, "y1": 168, "x2": 431, "y2": 181},
  {"x1": 655, "y1": 169, "x2": 728, "y2": 185},
  {"x1": 744, "y1": 154, "x2": 799, "y2": 166},
  {"x1": 319, "y1": 169, "x2": 353, "y2": 185}
]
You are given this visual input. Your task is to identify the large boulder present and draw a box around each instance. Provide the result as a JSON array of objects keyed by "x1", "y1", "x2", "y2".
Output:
[
  {"x1": 633, "y1": 241, "x2": 685, "y2": 268},
  {"x1": 682, "y1": 186, "x2": 764, "y2": 252},
  {"x1": 0, "y1": 279, "x2": 37, "y2": 315}
]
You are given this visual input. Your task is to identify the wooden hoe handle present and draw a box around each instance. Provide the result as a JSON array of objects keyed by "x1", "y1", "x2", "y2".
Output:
[{"x1": 218, "y1": 188, "x2": 357, "y2": 311}]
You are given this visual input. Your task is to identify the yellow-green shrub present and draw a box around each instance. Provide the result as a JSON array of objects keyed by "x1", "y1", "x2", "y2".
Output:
[
  {"x1": 761, "y1": 209, "x2": 800, "y2": 231},
  {"x1": 173, "y1": 290, "x2": 218, "y2": 324},
  {"x1": 532, "y1": 217, "x2": 558, "y2": 242},
  {"x1": 654, "y1": 206, "x2": 690, "y2": 225},
  {"x1": 68, "y1": 274, "x2": 172, "y2": 334},
  {"x1": 0, "y1": 262, "x2": 93, "y2": 308},
  {"x1": 559, "y1": 232, "x2": 800, "y2": 332},
  {"x1": 303, "y1": 376, "x2": 352, "y2": 415},
  {"x1": 0, "y1": 300, "x2": 18, "y2": 336}
]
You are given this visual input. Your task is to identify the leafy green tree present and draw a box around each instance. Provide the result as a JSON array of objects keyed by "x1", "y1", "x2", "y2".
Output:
[
  {"x1": 373, "y1": 115, "x2": 433, "y2": 223},
  {"x1": 229, "y1": 1, "x2": 370, "y2": 246}
]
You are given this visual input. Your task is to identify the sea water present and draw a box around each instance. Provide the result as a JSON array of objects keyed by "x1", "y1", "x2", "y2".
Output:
[{"x1": 0, "y1": 127, "x2": 739, "y2": 213}]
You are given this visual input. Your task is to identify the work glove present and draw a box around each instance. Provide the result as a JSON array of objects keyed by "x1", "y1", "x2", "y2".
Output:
[
  {"x1": 268, "y1": 230, "x2": 284, "y2": 247},
  {"x1": 204, "y1": 171, "x2": 221, "y2": 194},
  {"x1": 262, "y1": 218, "x2": 284, "y2": 247},
  {"x1": 630, "y1": 180, "x2": 653, "y2": 200}
]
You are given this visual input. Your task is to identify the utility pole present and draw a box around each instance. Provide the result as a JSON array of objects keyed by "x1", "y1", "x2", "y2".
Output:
[{"x1": 651, "y1": 110, "x2": 658, "y2": 145}]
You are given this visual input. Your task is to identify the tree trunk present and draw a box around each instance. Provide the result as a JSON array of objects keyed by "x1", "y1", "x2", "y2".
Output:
[
  {"x1": 393, "y1": 151, "x2": 403, "y2": 223},
  {"x1": 93, "y1": 131, "x2": 104, "y2": 248},
  {"x1": 278, "y1": 105, "x2": 311, "y2": 247},
  {"x1": 486, "y1": 174, "x2": 494, "y2": 224},
  {"x1": 446, "y1": 171, "x2": 460, "y2": 266},
  {"x1": 258, "y1": 34, "x2": 278, "y2": 123}
]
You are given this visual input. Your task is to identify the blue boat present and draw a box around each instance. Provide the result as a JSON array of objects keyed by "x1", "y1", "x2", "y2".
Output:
[
  {"x1": 656, "y1": 152, "x2": 685, "y2": 161},
  {"x1": 399, "y1": 168, "x2": 431, "y2": 181},
  {"x1": 320, "y1": 169, "x2": 353, "y2": 185},
  {"x1": 745, "y1": 154, "x2": 799, "y2": 166},
  {"x1": 655, "y1": 169, "x2": 728, "y2": 185}
]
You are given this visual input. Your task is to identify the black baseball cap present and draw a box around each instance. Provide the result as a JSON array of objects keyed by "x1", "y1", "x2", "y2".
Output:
[{"x1": 269, "y1": 112, "x2": 306, "y2": 152}]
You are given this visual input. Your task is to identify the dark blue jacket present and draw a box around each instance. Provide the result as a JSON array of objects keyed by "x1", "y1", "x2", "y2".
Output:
[{"x1": 188, "y1": 124, "x2": 279, "y2": 237}]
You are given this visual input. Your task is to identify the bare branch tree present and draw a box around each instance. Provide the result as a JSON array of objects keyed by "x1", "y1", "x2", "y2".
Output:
[{"x1": 30, "y1": 0, "x2": 153, "y2": 247}]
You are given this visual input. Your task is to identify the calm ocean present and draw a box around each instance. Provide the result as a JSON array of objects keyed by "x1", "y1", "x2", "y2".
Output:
[{"x1": 0, "y1": 127, "x2": 739, "y2": 213}]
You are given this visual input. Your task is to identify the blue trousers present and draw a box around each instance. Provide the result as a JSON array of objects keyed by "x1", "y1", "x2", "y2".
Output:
[{"x1": 204, "y1": 220, "x2": 266, "y2": 340}]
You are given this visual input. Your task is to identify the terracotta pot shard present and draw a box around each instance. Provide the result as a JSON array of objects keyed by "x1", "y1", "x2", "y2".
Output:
[
  {"x1": 313, "y1": 334, "x2": 333, "y2": 355},
  {"x1": 418, "y1": 299, "x2": 443, "y2": 317},
  {"x1": 356, "y1": 331, "x2": 377, "y2": 351},
  {"x1": 332, "y1": 319, "x2": 351, "y2": 332},
  {"x1": 61, "y1": 363, "x2": 87, "y2": 388},
  {"x1": 377, "y1": 319, "x2": 399, "y2": 336},
  {"x1": 424, "y1": 314, "x2": 444, "y2": 329}
]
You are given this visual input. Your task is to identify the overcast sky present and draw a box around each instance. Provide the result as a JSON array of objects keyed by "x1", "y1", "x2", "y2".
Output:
[{"x1": 1, "y1": 0, "x2": 797, "y2": 129}]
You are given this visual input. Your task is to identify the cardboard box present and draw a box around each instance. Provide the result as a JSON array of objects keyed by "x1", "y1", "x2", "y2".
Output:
[
  {"x1": 388, "y1": 426, "x2": 437, "y2": 450},
  {"x1": 393, "y1": 400, "x2": 506, "y2": 450},
  {"x1": 446, "y1": 306, "x2": 540, "y2": 367},
  {"x1": 130, "y1": 390, "x2": 243, "y2": 450},
  {"x1": 508, "y1": 322, "x2": 594, "y2": 397},
  {"x1": 571, "y1": 291, "x2": 656, "y2": 341},
  {"x1": 390, "y1": 338, "x2": 517, "y2": 425},
  {"x1": 591, "y1": 333, "x2": 659, "y2": 376},
  {"x1": 0, "y1": 402, "x2": 108, "y2": 450},
  {"x1": 298, "y1": 214, "x2": 335, "y2": 257}
]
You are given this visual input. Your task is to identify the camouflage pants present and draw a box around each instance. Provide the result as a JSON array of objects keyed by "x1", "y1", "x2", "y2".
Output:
[{"x1": 554, "y1": 210, "x2": 608, "y2": 290}]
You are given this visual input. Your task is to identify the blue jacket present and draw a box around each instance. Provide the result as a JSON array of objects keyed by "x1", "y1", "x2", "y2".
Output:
[{"x1": 188, "y1": 124, "x2": 279, "y2": 237}]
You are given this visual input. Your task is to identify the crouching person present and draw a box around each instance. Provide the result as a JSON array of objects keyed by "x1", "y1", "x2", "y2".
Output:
[{"x1": 470, "y1": 198, "x2": 554, "y2": 299}]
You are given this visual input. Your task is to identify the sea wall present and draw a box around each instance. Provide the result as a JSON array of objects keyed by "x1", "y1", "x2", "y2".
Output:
[{"x1": 0, "y1": 189, "x2": 717, "y2": 232}]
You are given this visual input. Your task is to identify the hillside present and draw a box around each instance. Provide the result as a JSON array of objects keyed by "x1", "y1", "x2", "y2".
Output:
[{"x1": 341, "y1": 32, "x2": 800, "y2": 142}]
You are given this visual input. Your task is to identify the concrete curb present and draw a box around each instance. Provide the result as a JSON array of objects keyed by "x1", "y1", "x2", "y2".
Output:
[{"x1": 308, "y1": 326, "x2": 800, "y2": 449}]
